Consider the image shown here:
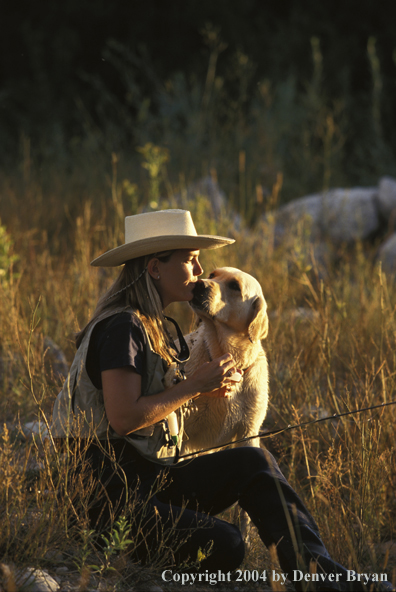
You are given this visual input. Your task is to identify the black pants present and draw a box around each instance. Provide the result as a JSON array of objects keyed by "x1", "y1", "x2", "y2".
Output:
[{"x1": 82, "y1": 441, "x2": 365, "y2": 591}]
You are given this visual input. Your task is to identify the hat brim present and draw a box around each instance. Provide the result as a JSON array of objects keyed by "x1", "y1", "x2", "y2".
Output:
[{"x1": 90, "y1": 235, "x2": 235, "y2": 267}]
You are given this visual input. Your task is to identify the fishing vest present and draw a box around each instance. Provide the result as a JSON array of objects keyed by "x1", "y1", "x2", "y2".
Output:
[{"x1": 51, "y1": 307, "x2": 183, "y2": 465}]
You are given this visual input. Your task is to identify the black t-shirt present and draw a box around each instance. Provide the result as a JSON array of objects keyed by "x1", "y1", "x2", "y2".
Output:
[{"x1": 85, "y1": 312, "x2": 147, "y2": 390}]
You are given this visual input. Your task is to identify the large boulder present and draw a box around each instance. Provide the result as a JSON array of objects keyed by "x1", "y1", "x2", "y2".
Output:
[
  {"x1": 377, "y1": 176, "x2": 396, "y2": 223},
  {"x1": 377, "y1": 232, "x2": 396, "y2": 275},
  {"x1": 43, "y1": 337, "x2": 69, "y2": 381},
  {"x1": 266, "y1": 187, "x2": 379, "y2": 248},
  {"x1": 320, "y1": 187, "x2": 379, "y2": 244},
  {"x1": 266, "y1": 194, "x2": 323, "y2": 247}
]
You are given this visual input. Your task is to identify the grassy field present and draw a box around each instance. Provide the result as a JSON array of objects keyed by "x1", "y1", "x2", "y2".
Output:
[{"x1": 1, "y1": 148, "x2": 396, "y2": 592}]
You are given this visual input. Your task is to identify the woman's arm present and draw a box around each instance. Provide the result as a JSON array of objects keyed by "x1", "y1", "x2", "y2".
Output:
[{"x1": 102, "y1": 354, "x2": 235, "y2": 436}]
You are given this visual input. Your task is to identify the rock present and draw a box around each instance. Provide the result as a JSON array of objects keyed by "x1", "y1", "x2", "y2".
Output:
[
  {"x1": 23, "y1": 421, "x2": 49, "y2": 441},
  {"x1": 320, "y1": 187, "x2": 379, "y2": 244},
  {"x1": 377, "y1": 233, "x2": 396, "y2": 275},
  {"x1": 309, "y1": 241, "x2": 334, "y2": 277},
  {"x1": 44, "y1": 337, "x2": 69, "y2": 380},
  {"x1": 266, "y1": 186, "x2": 379, "y2": 248},
  {"x1": 377, "y1": 176, "x2": 396, "y2": 221},
  {"x1": 15, "y1": 568, "x2": 60, "y2": 592},
  {"x1": 60, "y1": 584, "x2": 75, "y2": 592},
  {"x1": 265, "y1": 194, "x2": 322, "y2": 248}
]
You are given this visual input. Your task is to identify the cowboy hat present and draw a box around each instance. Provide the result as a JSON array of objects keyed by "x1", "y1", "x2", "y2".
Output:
[{"x1": 91, "y1": 209, "x2": 235, "y2": 267}]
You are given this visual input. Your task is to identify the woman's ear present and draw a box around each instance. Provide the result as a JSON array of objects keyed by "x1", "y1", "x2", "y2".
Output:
[{"x1": 147, "y1": 257, "x2": 160, "y2": 280}]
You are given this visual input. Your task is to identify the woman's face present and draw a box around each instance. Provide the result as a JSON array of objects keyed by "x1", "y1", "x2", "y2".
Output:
[{"x1": 150, "y1": 249, "x2": 203, "y2": 308}]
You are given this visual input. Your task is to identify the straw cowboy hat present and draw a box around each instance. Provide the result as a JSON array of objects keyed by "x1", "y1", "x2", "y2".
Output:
[{"x1": 91, "y1": 209, "x2": 235, "y2": 267}]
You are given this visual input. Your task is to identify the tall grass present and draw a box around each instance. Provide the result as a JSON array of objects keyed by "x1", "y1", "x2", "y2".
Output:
[{"x1": 1, "y1": 192, "x2": 396, "y2": 589}]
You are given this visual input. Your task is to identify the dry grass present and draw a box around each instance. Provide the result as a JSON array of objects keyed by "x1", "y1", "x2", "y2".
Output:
[{"x1": 1, "y1": 162, "x2": 396, "y2": 591}]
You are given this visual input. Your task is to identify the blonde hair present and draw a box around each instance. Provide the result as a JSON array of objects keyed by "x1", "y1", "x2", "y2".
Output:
[{"x1": 76, "y1": 252, "x2": 175, "y2": 364}]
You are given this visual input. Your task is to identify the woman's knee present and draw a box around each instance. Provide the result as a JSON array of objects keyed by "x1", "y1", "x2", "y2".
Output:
[{"x1": 225, "y1": 446, "x2": 281, "y2": 483}]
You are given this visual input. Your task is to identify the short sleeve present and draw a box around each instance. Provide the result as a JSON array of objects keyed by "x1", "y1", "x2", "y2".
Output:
[{"x1": 86, "y1": 312, "x2": 147, "y2": 389}]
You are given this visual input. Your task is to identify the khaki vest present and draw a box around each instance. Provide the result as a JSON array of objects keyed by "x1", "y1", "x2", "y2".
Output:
[{"x1": 52, "y1": 307, "x2": 183, "y2": 465}]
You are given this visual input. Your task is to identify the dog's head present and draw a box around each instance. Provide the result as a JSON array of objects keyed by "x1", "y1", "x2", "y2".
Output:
[{"x1": 190, "y1": 267, "x2": 268, "y2": 342}]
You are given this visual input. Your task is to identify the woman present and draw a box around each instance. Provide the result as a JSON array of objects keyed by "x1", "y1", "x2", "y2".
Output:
[{"x1": 52, "y1": 210, "x2": 390, "y2": 592}]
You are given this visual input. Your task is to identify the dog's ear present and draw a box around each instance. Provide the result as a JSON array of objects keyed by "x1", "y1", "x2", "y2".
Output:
[{"x1": 248, "y1": 297, "x2": 269, "y2": 342}]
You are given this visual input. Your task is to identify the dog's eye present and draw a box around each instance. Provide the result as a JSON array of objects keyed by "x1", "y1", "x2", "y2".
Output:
[
  {"x1": 208, "y1": 272, "x2": 216, "y2": 279},
  {"x1": 228, "y1": 280, "x2": 241, "y2": 292}
]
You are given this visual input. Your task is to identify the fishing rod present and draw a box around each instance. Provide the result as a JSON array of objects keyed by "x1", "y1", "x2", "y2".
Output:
[{"x1": 179, "y1": 399, "x2": 396, "y2": 460}]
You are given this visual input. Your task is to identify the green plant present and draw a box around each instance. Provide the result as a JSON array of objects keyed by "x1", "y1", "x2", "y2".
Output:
[
  {"x1": 88, "y1": 516, "x2": 133, "y2": 575},
  {"x1": 137, "y1": 142, "x2": 170, "y2": 205}
]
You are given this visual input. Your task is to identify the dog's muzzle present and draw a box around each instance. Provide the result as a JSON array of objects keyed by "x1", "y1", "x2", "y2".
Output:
[{"x1": 190, "y1": 280, "x2": 209, "y2": 310}]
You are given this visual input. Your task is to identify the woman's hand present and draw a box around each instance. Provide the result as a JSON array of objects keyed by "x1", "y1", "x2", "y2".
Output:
[{"x1": 188, "y1": 353, "x2": 238, "y2": 398}]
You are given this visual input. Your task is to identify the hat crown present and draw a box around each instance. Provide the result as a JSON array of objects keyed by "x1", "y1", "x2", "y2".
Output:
[{"x1": 125, "y1": 209, "x2": 197, "y2": 244}]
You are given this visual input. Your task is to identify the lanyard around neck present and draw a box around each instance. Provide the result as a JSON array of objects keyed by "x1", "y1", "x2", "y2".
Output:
[{"x1": 163, "y1": 315, "x2": 190, "y2": 363}]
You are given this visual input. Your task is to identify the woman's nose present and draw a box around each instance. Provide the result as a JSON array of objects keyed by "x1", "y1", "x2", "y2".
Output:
[{"x1": 194, "y1": 259, "x2": 204, "y2": 276}]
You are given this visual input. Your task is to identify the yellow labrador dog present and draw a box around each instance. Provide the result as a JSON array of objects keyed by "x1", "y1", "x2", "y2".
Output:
[
  {"x1": 181, "y1": 267, "x2": 269, "y2": 455},
  {"x1": 174, "y1": 267, "x2": 269, "y2": 544}
]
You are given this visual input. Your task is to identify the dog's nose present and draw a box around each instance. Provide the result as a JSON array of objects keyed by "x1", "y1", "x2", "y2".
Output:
[
  {"x1": 192, "y1": 280, "x2": 206, "y2": 297},
  {"x1": 191, "y1": 279, "x2": 207, "y2": 306}
]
